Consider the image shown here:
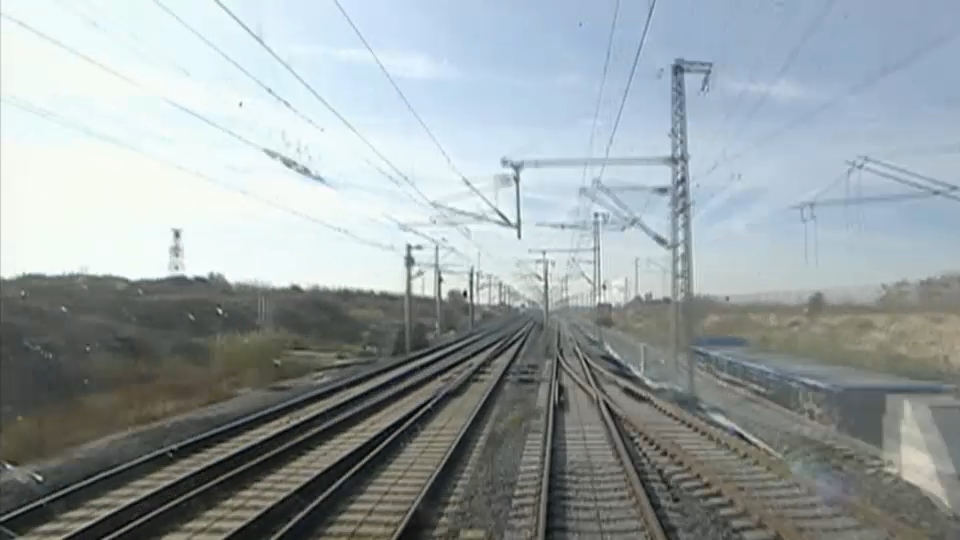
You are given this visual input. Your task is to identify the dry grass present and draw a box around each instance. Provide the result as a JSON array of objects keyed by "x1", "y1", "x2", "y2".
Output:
[
  {"x1": 0, "y1": 330, "x2": 314, "y2": 465},
  {"x1": 616, "y1": 304, "x2": 960, "y2": 385}
]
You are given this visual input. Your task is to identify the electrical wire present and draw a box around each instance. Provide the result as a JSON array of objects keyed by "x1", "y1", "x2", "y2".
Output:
[
  {"x1": 151, "y1": 0, "x2": 328, "y2": 137},
  {"x1": 210, "y1": 1, "x2": 428, "y2": 200},
  {"x1": 595, "y1": 0, "x2": 658, "y2": 183},
  {"x1": 211, "y1": 0, "x2": 526, "y2": 293},
  {"x1": 693, "y1": 27, "x2": 958, "y2": 221},
  {"x1": 331, "y1": 0, "x2": 508, "y2": 224},
  {"x1": 705, "y1": 28, "x2": 958, "y2": 178},
  {"x1": 722, "y1": 0, "x2": 837, "y2": 152},
  {"x1": 699, "y1": 2, "x2": 799, "y2": 176},
  {"x1": 2, "y1": 96, "x2": 400, "y2": 252},
  {"x1": 52, "y1": 0, "x2": 191, "y2": 77},
  {"x1": 568, "y1": 0, "x2": 621, "y2": 280},
  {"x1": 1, "y1": 12, "x2": 290, "y2": 166},
  {"x1": 571, "y1": 0, "x2": 658, "y2": 288},
  {"x1": 56, "y1": 0, "x2": 334, "y2": 188},
  {"x1": 152, "y1": 0, "x2": 450, "y2": 222},
  {"x1": 582, "y1": 0, "x2": 621, "y2": 187}
]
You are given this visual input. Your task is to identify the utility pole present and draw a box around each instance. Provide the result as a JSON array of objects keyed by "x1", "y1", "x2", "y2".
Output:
[
  {"x1": 475, "y1": 270, "x2": 482, "y2": 308},
  {"x1": 634, "y1": 257, "x2": 640, "y2": 300},
  {"x1": 535, "y1": 218, "x2": 616, "y2": 319},
  {"x1": 593, "y1": 212, "x2": 603, "y2": 307},
  {"x1": 623, "y1": 277, "x2": 629, "y2": 306},
  {"x1": 434, "y1": 244, "x2": 442, "y2": 334},
  {"x1": 404, "y1": 243, "x2": 418, "y2": 354},
  {"x1": 541, "y1": 253, "x2": 550, "y2": 323},
  {"x1": 505, "y1": 60, "x2": 711, "y2": 395},
  {"x1": 670, "y1": 58, "x2": 712, "y2": 398},
  {"x1": 525, "y1": 248, "x2": 567, "y2": 323},
  {"x1": 168, "y1": 228, "x2": 184, "y2": 275},
  {"x1": 647, "y1": 257, "x2": 669, "y2": 300},
  {"x1": 468, "y1": 266, "x2": 475, "y2": 329}
]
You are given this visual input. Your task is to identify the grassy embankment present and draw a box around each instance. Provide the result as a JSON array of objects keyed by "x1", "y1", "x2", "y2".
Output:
[
  {"x1": 616, "y1": 304, "x2": 960, "y2": 385},
  {"x1": 0, "y1": 330, "x2": 354, "y2": 464}
]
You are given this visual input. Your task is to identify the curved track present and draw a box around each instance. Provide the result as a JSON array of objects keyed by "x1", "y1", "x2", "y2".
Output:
[
  {"x1": 530, "y1": 334, "x2": 668, "y2": 540},
  {"x1": 573, "y1": 338, "x2": 931, "y2": 540}
]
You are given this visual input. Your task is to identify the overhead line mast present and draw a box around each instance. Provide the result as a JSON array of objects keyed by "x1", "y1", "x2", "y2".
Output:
[{"x1": 503, "y1": 58, "x2": 713, "y2": 399}]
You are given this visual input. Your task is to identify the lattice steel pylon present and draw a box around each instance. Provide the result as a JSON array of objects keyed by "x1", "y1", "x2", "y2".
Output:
[
  {"x1": 168, "y1": 228, "x2": 185, "y2": 274},
  {"x1": 669, "y1": 59, "x2": 712, "y2": 397}
]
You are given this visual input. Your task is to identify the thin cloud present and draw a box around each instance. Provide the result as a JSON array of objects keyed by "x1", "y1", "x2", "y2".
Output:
[
  {"x1": 290, "y1": 45, "x2": 460, "y2": 80},
  {"x1": 720, "y1": 78, "x2": 820, "y2": 102}
]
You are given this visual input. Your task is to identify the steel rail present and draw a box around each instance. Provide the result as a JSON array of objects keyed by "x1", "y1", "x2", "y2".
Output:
[
  {"x1": 0, "y1": 319, "x2": 503, "y2": 535},
  {"x1": 73, "y1": 322, "x2": 529, "y2": 540},
  {"x1": 576, "y1": 341, "x2": 928, "y2": 540},
  {"x1": 4, "y1": 318, "x2": 527, "y2": 539},
  {"x1": 534, "y1": 328, "x2": 560, "y2": 540},
  {"x1": 557, "y1": 343, "x2": 669, "y2": 540},
  {"x1": 268, "y1": 323, "x2": 532, "y2": 539},
  {"x1": 392, "y1": 324, "x2": 535, "y2": 539}
]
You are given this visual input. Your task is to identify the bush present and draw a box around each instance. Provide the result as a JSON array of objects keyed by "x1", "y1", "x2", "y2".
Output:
[
  {"x1": 392, "y1": 322, "x2": 430, "y2": 356},
  {"x1": 806, "y1": 291, "x2": 826, "y2": 318}
]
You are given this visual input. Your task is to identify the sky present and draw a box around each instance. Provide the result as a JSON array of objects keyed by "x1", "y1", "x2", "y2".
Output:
[{"x1": 1, "y1": 0, "x2": 958, "y2": 302}]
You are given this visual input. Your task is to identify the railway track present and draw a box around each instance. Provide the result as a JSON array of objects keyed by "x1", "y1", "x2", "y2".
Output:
[
  {"x1": 569, "y1": 320, "x2": 952, "y2": 537},
  {"x1": 691, "y1": 363, "x2": 955, "y2": 537},
  {"x1": 502, "y1": 330, "x2": 559, "y2": 540},
  {"x1": 269, "y1": 321, "x2": 532, "y2": 538},
  {"x1": 0, "y1": 318, "x2": 533, "y2": 539},
  {"x1": 507, "y1": 332, "x2": 667, "y2": 540},
  {"x1": 570, "y1": 338, "x2": 931, "y2": 540}
]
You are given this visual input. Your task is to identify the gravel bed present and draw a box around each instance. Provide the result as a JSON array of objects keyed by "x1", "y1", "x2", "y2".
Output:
[
  {"x1": 549, "y1": 375, "x2": 650, "y2": 538},
  {"x1": 435, "y1": 331, "x2": 548, "y2": 537},
  {"x1": 0, "y1": 362, "x2": 373, "y2": 515},
  {"x1": 585, "y1": 327, "x2": 958, "y2": 537},
  {"x1": 691, "y1": 372, "x2": 957, "y2": 538},
  {"x1": 617, "y1": 420, "x2": 743, "y2": 540}
]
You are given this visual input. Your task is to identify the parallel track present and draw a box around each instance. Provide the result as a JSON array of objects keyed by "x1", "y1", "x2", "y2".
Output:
[
  {"x1": 502, "y1": 330, "x2": 558, "y2": 540},
  {"x1": 573, "y1": 340, "x2": 930, "y2": 540},
  {"x1": 692, "y1": 362, "x2": 954, "y2": 536},
  {"x1": 2, "y1": 319, "x2": 532, "y2": 540},
  {"x1": 272, "y1": 324, "x2": 531, "y2": 538}
]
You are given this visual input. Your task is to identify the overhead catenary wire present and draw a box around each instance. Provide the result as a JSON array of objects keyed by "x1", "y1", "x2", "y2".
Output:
[
  {"x1": 692, "y1": 27, "x2": 959, "y2": 222},
  {"x1": 151, "y1": 0, "x2": 449, "y2": 224},
  {"x1": 595, "y1": 0, "x2": 659, "y2": 183},
  {"x1": 699, "y1": 1, "x2": 804, "y2": 177},
  {"x1": 52, "y1": 0, "x2": 191, "y2": 77},
  {"x1": 151, "y1": 0, "x2": 328, "y2": 137},
  {"x1": 2, "y1": 96, "x2": 400, "y2": 253},
  {"x1": 720, "y1": 0, "x2": 838, "y2": 158},
  {"x1": 567, "y1": 0, "x2": 622, "y2": 281},
  {"x1": 695, "y1": 1, "x2": 834, "y2": 224},
  {"x1": 567, "y1": 0, "x2": 658, "y2": 291},
  {"x1": 0, "y1": 11, "x2": 331, "y2": 185},
  {"x1": 700, "y1": 28, "x2": 959, "y2": 180},
  {"x1": 211, "y1": 0, "x2": 528, "y2": 294},
  {"x1": 581, "y1": 0, "x2": 621, "y2": 187},
  {"x1": 331, "y1": 0, "x2": 509, "y2": 224},
  {"x1": 211, "y1": 0, "x2": 430, "y2": 200}
]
